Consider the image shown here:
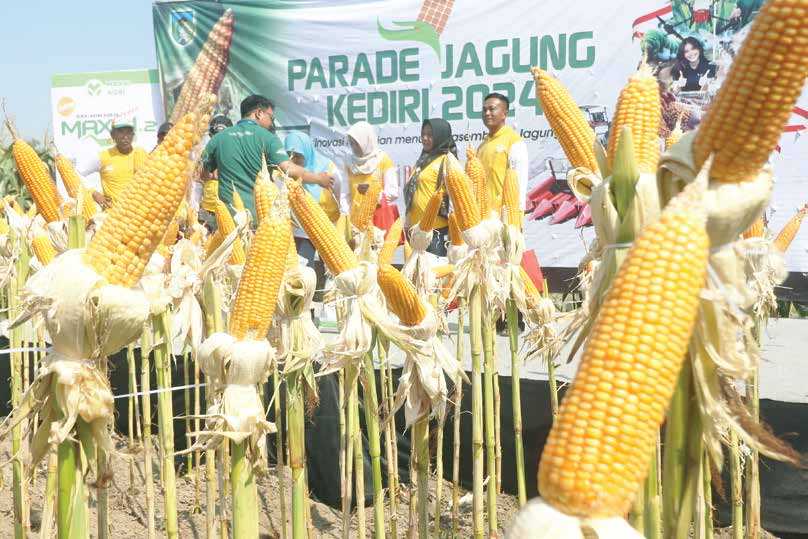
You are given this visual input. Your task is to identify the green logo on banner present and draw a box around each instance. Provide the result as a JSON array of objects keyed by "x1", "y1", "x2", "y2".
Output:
[
  {"x1": 377, "y1": 19, "x2": 442, "y2": 60},
  {"x1": 170, "y1": 8, "x2": 196, "y2": 47},
  {"x1": 86, "y1": 79, "x2": 103, "y2": 96}
]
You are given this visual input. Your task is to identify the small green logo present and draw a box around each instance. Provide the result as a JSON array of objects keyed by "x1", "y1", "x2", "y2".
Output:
[
  {"x1": 86, "y1": 79, "x2": 103, "y2": 96},
  {"x1": 377, "y1": 19, "x2": 442, "y2": 60}
]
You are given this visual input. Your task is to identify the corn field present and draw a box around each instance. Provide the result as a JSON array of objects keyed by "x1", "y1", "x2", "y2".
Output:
[{"x1": 0, "y1": 1, "x2": 807, "y2": 538}]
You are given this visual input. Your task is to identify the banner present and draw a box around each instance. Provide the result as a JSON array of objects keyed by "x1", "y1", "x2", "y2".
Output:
[
  {"x1": 50, "y1": 69, "x2": 164, "y2": 194},
  {"x1": 153, "y1": 0, "x2": 808, "y2": 271}
]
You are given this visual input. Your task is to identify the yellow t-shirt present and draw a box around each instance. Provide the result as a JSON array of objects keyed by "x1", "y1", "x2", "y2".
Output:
[
  {"x1": 476, "y1": 125, "x2": 522, "y2": 210},
  {"x1": 347, "y1": 152, "x2": 394, "y2": 205},
  {"x1": 99, "y1": 147, "x2": 147, "y2": 203},
  {"x1": 406, "y1": 156, "x2": 448, "y2": 229},
  {"x1": 319, "y1": 161, "x2": 341, "y2": 222}
]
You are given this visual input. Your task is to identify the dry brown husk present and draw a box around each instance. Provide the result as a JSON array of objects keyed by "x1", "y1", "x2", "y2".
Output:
[
  {"x1": 658, "y1": 134, "x2": 798, "y2": 467},
  {"x1": 402, "y1": 224, "x2": 438, "y2": 295},
  {"x1": 0, "y1": 249, "x2": 149, "y2": 474}
]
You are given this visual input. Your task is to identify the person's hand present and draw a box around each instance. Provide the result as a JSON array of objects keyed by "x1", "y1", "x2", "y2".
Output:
[
  {"x1": 672, "y1": 76, "x2": 687, "y2": 92},
  {"x1": 92, "y1": 191, "x2": 112, "y2": 209},
  {"x1": 317, "y1": 172, "x2": 335, "y2": 189},
  {"x1": 357, "y1": 183, "x2": 369, "y2": 195}
]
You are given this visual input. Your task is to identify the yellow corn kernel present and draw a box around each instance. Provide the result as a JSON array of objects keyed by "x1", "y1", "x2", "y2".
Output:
[
  {"x1": 378, "y1": 263, "x2": 427, "y2": 326},
  {"x1": 531, "y1": 68, "x2": 600, "y2": 173},
  {"x1": 5, "y1": 120, "x2": 61, "y2": 223},
  {"x1": 773, "y1": 204, "x2": 807, "y2": 253},
  {"x1": 84, "y1": 101, "x2": 214, "y2": 287},
  {"x1": 161, "y1": 219, "x2": 180, "y2": 248},
  {"x1": 502, "y1": 169, "x2": 522, "y2": 229},
  {"x1": 692, "y1": 0, "x2": 808, "y2": 183},
  {"x1": 287, "y1": 180, "x2": 358, "y2": 275},
  {"x1": 205, "y1": 229, "x2": 224, "y2": 258},
  {"x1": 447, "y1": 212, "x2": 464, "y2": 246},
  {"x1": 31, "y1": 234, "x2": 57, "y2": 266},
  {"x1": 742, "y1": 216, "x2": 766, "y2": 239},
  {"x1": 538, "y1": 186, "x2": 708, "y2": 518},
  {"x1": 445, "y1": 155, "x2": 481, "y2": 232},
  {"x1": 350, "y1": 179, "x2": 382, "y2": 232},
  {"x1": 521, "y1": 267, "x2": 541, "y2": 302},
  {"x1": 169, "y1": 9, "x2": 234, "y2": 123},
  {"x1": 229, "y1": 215, "x2": 291, "y2": 339},
  {"x1": 665, "y1": 121, "x2": 684, "y2": 151},
  {"x1": 378, "y1": 217, "x2": 403, "y2": 266},
  {"x1": 465, "y1": 148, "x2": 489, "y2": 217},
  {"x1": 418, "y1": 188, "x2": 444, "y2": 232},
  {"x1": 254, "y1": 167, "x2": 278, "y2": 224},
  {"x1": 286, "y1": 229, "x2": 299, "y2": 270},
  {"x1": 54, "y1": 154, "x2": 81, "y2": 198},
  {"x1": 606, "y1": 66, "x2": 661, "y2": 173},
  {"x1": 214, "y1": 200, "x2": 246, "y2": 265},
  {"x1": 232, "y1": 188, "x2": 246, "y2": 212}
]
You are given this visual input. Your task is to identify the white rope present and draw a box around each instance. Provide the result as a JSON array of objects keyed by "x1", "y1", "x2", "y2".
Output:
[{"x1": 113, "y1": 382, "x2": 208, "y2": 401}]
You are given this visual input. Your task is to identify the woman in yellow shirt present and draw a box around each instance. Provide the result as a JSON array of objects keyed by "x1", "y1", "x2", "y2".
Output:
[
  {"x1": 403, "y1": 119, "x2": 455, "y2": 256},
  {"x1": 342, "y1": 121, "x2": 398, "y2": 216}
]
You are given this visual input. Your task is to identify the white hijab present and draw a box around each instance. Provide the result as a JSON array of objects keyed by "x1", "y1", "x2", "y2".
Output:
[{"x1": 346, "y1": 121, "x2": 382, "y2": 175}]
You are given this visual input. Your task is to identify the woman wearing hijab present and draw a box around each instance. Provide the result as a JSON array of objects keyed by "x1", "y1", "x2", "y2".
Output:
[
  {"x1": 284, "y1": 131, "x2": 344, "y2": 266},
  {"x1": 342, "y1": 121, "x2": 398, "y2": 216},
  {"x1": 403, "y1": 119, "x2": 456, "y2": 256}
]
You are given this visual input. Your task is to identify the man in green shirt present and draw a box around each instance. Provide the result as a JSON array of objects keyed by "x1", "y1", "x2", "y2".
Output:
[{"x1": 202, "y1": 94, "x2": 334, "y2": 219}]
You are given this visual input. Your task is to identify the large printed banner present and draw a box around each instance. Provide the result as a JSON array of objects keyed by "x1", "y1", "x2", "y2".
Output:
[
  {"x1": 50, "y1": 69, "x2": 164, "y2": 193},
  {"x1": 153, "y1": 0, "x2": 808, "y2": 271}
]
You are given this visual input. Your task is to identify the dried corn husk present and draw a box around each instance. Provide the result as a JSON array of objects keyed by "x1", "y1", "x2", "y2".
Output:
[
  {"x1": 272, "y1": 264, "x2": 322, "y2": 376},
  {"x1": 508, "y1": 498, "x2": 643, "y2": 539},
  {"x1": 185, "y1": 335, "x2": 276, "y2": 466},
  {"x1": 658, "y1": 140, "x2": 796, "y2": 466},
  {"x1": 1, "y1": 249, "x2": 149, "y2": 471},
  {"x1": 388, "y1": 304, "x2": 468, "y2": 427},
  {"x1": 402, "y1": 224, "x2": 439, "y2": 296}
]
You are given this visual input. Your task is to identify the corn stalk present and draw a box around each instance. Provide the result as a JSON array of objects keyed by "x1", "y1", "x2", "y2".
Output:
[
  {"x1": 361, "y1": 350, "x2": 385, "y2": 539},
  {"x1": 482, "y1": 313, "x2": 498, "y2": 535},
  {"x1": 506, "y1": 299, "x2": 526, "y2": 506},
  {"x1": 452, "y1": 299, "x2": 465, "y2": 535},
  {"x1": 469, "y1": 285, "x2": 485, "y2": 539},
  {"x1": 377, "y1": 337, "x2": 399, "y2": 538},
  {"x1": 152, "y1": 310, "x2": 179, "y2": 539},
  {"x1": 201, "y1": 274, "x2": 222, "y2": 538},
  {"x1": 414, "y1": 416, "x2": 430, "y2": 538},
  {"x1": 140, "y1": 331, "x2": 157, "y2": 539}
]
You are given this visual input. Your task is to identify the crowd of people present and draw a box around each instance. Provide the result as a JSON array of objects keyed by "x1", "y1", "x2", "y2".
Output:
[{"x1": 77, "y1": 92, "x2": 531, "y2": 268}]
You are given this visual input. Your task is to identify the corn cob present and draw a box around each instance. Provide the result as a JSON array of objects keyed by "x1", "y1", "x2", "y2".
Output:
[
  {"x1": 5, "y1": 119, "x2": 61, "y2": 223},
  {"x1": 502, "y1": 169, "x2": 522, "y2": 229},
  {"x1": 287, "y1": 180, "x2": 358, "y2": 275},
  {"x1": 521, "y1": 267, "x2": 541, "y2": 301},
  {"x1": 162, "y1": 219, "x2": 180, "y2": 248},
  {"x1": 32, "y1": 234, "x2": 57, "y2": 265},
  {"x1": 170, "y1": 9, "x2": 234, "y2": 123},
  {"x1": 232, "y1": 188, "x2": 246, "y2": 212},
  {"x1": 447, "y1": 212, "x2": 464, "y2": 246},
  {"x1": 378, "y1": 217, "x2": 403, "y2": 266},
  {"x1": 286, "y1": 229, "x2": 298, "y2": 270},
  {"x1": 465, "y1": 148, "x2": 489, "y2": 217},
  {"x1": 75, "y1": 187, "x2": 99, "y2": 221},
  {"x1": 53, "y1": 153, "x2": 82, "y2": 198},
  {"x1": 531, "y1": 68, "x2": 600, "y2": 173},
  {"x1": 665, "y1": 121, "x2": 684, "y2": 151},
  {"x1": 205, "y1": 229, "x2": 224, "y2": 258},
  {"x1": 351, "y1": 179, "x2": 382, "y2": 231},
  {"x1": 214, "y1": 200, "x2": 246, "y2": 265},
  {"x1": 84, "y1": 101, "x2": 214, "y2": 287},
  {"x1": 378, "y1": 263, "x2": 427, "y2": 326},
  {"x1": 254, "y1": 169, "x2": 278, "y2": 224},
  {"x1": 538, "y1": 186, "x2": 708, "y2": 518},
  {"x1": 416, "y1": 0, "x2": 455, "y2": 34},
  {"x1": 229, "y1": 215, "x2": 291, "y2": 339},
  {"x1": 742, "y1": 216, "x2": 766, "y2": 239},
  {"x1": 419, "y1": 188, "x2": 444, "y2": 232},
  {"x1": 606, "y1": 66, "x2": 661, "y2": 174},
  {"x1": 693, "y1": 0, "x2": 808, "y2": 183},
  {"x1": 445, "y1": 156, "x2": 481, "y2": 231},
  {"x1": 773, "y1": 204, "x2": 807, "y2": 253}
]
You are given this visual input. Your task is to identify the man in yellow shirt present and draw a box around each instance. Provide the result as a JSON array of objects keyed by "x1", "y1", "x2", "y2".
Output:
[
  {"x1": 79, "y1": 118, "x2": 147, "y2": 208},
  {"x1": 476, "y1": 92, "x2": 529, "y2": 213}
]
